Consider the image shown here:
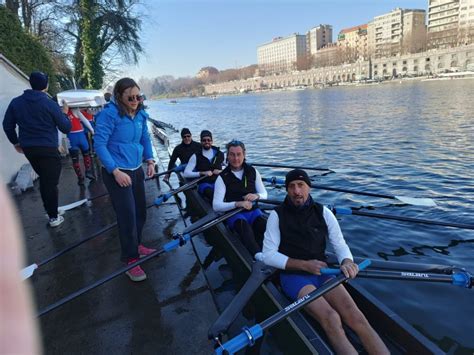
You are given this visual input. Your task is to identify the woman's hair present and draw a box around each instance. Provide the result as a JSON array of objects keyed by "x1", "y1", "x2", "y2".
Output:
[{"x1": 113, "y1": 77, "x2": 144, "y2": 116}]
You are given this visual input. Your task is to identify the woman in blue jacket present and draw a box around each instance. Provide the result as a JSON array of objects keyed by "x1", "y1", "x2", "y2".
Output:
[{"x1": 94, "y1": 78, "x2": 156, "y2": 282}]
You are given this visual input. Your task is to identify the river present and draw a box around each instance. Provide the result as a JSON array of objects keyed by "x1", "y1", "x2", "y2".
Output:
[{"x1": 147, "y1": 79, "x2": 474, "y2": 354}]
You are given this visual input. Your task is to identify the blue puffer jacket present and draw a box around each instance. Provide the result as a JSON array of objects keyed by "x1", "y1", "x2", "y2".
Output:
[
  {"x1": 94, "y1": 102, "x2": 154, "y2": 173},
  {"x1": 2, "y1": 90, "x2": 71, "y2": 148}
]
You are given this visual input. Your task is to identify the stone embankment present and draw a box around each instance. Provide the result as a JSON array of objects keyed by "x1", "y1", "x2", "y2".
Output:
[{"x1": 205, "y1": 44, "x2": 474, "y2": 95}]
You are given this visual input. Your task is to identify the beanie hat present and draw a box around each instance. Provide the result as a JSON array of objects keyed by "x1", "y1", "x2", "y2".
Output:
[
  {"x1": 200, "y1": 130, "x2": 212, "y2": 140},
  {"x1": 29, "y1": 71, "x2": 48, "y2": 91},
  {"x1": 181, "y1": 128, "x2": 191, "y2": 137},
  {"x1": 285, "y1": 169, "x2": 311, "y2": 189}
]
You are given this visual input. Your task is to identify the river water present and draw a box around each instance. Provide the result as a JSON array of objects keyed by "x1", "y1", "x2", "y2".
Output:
[{"x1": 147, "y1": 79, "x2": 474, "y2": 354}]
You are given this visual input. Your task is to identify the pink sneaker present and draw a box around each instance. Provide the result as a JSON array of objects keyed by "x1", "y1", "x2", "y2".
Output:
[
  {"x1": 138, "y1": 244, "x2": 156, "y2": 258},
  {"x1": 125, "y1": 259, "x2": 147, "y2": 282}
]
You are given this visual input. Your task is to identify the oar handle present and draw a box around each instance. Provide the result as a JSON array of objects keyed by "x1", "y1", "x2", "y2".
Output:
[
  {"x1": 321, "y1": 259, "x2": 371, "y2": 275},
  {"x1": 214, "y1": 325, "x2": 263, "y2": 355}
]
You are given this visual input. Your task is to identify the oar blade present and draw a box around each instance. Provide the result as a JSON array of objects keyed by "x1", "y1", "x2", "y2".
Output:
[
  {"x1": 58, "y1": 198, "x2": 88, "y2": 211},
  {"x1": 395, "y1": 195, "x2": 437, "y2": 207},
  {"x1": 20, "y1": 264, "x2": 38, "y2": 280}
]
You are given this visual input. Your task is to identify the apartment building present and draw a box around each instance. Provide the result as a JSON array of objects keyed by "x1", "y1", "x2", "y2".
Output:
[
  {"x1": 427, "y1": 0, "x2": 460, "y2": 48},
  {"x1": 257, "y1": 34, "x2": 307, "y2": 75},
  {"x1": 458, "y1": 0, "x2": 474, "y2": 44},
  {"x1": 368, "y1": 8, "x2": 426, "y2": 58},
  {"x1": 306, "y1": 25, "x2": 333, "y2": 56},
  {"x1": 337, "y1": 24, "x2": 368, "y2": 61}
]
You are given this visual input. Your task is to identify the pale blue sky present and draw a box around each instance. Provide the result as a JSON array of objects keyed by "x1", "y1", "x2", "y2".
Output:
[{"x1": 125, "y1": 0, "x2": 427, "y2": 78}]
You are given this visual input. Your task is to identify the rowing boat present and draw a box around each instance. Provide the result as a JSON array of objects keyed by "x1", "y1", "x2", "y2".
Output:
[{"x1": 181, "y1": 179, "x2": 443, "y2": 354}]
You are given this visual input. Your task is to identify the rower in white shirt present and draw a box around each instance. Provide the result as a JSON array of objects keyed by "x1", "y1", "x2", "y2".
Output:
[
  {"x1": 260, "y1": 169, "x2": 389, "y2": 355},
  {"x1": 212, "y1": 140, "x2": 268, "y2": 258},
  {"x1": 183, "y1": 130, "x2": 224, "y2": 200}
]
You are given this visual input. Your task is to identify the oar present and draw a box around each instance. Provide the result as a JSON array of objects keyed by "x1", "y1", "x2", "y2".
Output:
[
  {"x1": 21, "y1": 201, "x2": 160, "y2": 280},
  {"x1": 214, "y1": 260, "x2": 371, "y2": 355},
  {"x1": 262, "y1": 177, "x2": 437, "y2": 207},
  {"x1": 333, "y1": 207, "x2": 474, "y2": 230},
  {"x1": 58, "y1": 164, "x2": 187, "y2": 211},
  {"x1": 321, "y1": 267, "x2": 473, "y2": 289},
  {"x1": 37, "y1": 207, "x2": 245, "y2": 317},
  {"x1": 154, "y1": 175, "x2": 207, "y2": 205},
  {"x1": 250, "y1": 162, "x2": 353, "y2": 174},
  {"x1": 259, "y1": 199, "x2": 473, "y2": 230}
]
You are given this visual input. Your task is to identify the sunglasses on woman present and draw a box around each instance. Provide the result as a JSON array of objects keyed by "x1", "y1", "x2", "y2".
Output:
[{"x1": 127, "y1": 95, "x2": 143, "y2": 102}]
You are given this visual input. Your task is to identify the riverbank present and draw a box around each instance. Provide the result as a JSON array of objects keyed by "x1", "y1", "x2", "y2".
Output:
[{"x1": 14, "y1": 156, "x2": 218, "y2": 353}]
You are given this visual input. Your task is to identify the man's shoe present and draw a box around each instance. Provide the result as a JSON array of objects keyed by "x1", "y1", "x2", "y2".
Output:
[
  {"x1": 138, "y1": 244, "x2": 157, "y2": 258},
  {"x1": 45, "y1": 209, "x2": 65, "y2": 219},
  {"x1": 49, "y1": 215, "x2": 64, "y2": 227},
  {"x1": 125, "y1": 259, "x2": 147, "y2": 282}
]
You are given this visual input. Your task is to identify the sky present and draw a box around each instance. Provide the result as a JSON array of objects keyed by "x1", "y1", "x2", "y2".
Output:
[{"x1": 124, "y1": 0, "x2": 427, "y2": 79}]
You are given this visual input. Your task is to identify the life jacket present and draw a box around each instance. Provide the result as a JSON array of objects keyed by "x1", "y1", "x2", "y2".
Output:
[
  {"x1": 275, "y1": 196, "x2": 328, "y2": 262},
  {"x1": 67, "y1": 110, "x2": 84, "y2": 133},
  {"x1": 194, "y1": 147, "x2": 224, "y2": 183},
  {"x1": 221, "y1": 163, "x2": 256, "y2": 202}
]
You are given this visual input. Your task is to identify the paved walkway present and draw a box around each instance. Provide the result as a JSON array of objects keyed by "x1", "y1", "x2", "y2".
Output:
[{"x1": 13, "y1": 157, "x2": 218, "y2": 354}]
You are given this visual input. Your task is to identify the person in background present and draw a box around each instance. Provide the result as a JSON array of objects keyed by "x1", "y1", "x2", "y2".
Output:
[
  {"x1": 183, "y1": 130, "x2": 224, "y2": 200},
  {"x1": 261, "y1": 169, "x2": 389, "y2": 354},
  {"x1": 104, "y1": 92, "x2": 112, "y2": 103},
  {"x1": 94, "y1": 77, "x2": 156, "y2": 282},
  {"x1": 3, "y1": 71, "x2": 71, "y2": 227},
  {"x1": 66, "y1": 108, "x2": 95, "y2": 185},
  {"x1": 163, "y1": 128, "x2": 200, "y2": 182},
  {"x1": 213, "y1": 140, "x2": 267, "y2": 257}
]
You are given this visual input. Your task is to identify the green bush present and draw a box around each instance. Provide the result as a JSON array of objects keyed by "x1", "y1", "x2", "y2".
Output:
[{"x1": 0, "y1": 6, "x2": 58, "y2": 94}]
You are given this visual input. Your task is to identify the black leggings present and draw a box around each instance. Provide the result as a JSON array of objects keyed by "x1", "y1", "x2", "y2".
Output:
[{"x1": 233, "y1": 216, "x2": 267, "y2": 256}]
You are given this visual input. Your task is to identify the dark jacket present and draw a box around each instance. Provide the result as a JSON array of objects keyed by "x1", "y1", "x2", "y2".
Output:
[
  {"x1": 275, "y1": 196, "x2": 329, "y2": 262},
  {"x1": 167, "y1": 140, "x2": 201, "y2": 171},
  {"x1": 194, "y1": 146, "x2": 224, "y2": 184},
  {"x1": 220, "y1": 163, "x2": 257, "y2": 202},
  {"x1": 3, "y1": 90, "x2": 71, "y2": 148}
]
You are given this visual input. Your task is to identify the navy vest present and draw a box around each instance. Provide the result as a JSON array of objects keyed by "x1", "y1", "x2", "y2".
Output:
[
  {"x1": 221, "y1": 163, "x2": 257, "y2": 202},
  {"x1": 275, "y1": 197, "x2": 328, "y2": 261},
  {"x1": 194, "y1": 147, "x2": 224, "y2": 183}
]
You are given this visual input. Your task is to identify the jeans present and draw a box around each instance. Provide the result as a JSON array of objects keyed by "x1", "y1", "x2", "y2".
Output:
[
  {"x1": 102, "y1": 167, "x2": 147, "y2": 261},
  {"x1": 23, "y1": 146, "x2": 61, "y2": 219}
]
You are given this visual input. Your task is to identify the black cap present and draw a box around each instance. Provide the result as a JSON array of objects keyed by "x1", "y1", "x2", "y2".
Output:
[
  {"x1": 29, "y1": 71, "x2": 48, "y2": 91},
  {"x1": 200, "y1": 130, "x2": 212, "y2": 140},
  {"x1": 181, "y1": 128, "x2": 191, "y2": 137},
  {"x1": 285, "y1": 169, "x2": 311, "y2": 189}
]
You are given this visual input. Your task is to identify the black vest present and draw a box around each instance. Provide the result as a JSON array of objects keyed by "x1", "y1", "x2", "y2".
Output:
[
  {"x1": 275, "y1": 197, "x2": 328, "y2": 261},
  {"x1": 221, "y1": 163, "x2": 257, "y2": 202},
  {"x1": 177, "y1": 141, "x2": 201, "y2": 164},
  {"x1": 195, "y1": 147, "x2": 224, "y2": 183}
]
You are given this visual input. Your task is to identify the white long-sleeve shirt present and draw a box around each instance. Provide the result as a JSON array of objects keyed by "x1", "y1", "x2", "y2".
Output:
[
  {"x1": 183, "y1": 148, "x2": 217, "y2": 178},
  {"x1": 213, "y1": 168, "x2": 268, "y2": 212},
  {"x1": 261, "y1": 206, "x2": 353, "y2": 270}
]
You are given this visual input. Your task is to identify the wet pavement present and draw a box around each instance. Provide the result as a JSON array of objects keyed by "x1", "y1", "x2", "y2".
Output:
[{"x1": 12, "y1": 156, "x2": 218, "y2": 354}]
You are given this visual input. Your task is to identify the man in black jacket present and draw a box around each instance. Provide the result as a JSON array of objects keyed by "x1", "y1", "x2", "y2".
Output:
[
  {"x1": 183, "y1": 130, "x2": 224, "y2": 200},
  {"x1": 261, "y1": 169, "x2": 389, "y2": 354},
  {"x1": 163, "y1": 128, "x2": 200, "y2": 182},
  {"x1": 3, "y1": 72, "x2": 71, "y2": 227}
]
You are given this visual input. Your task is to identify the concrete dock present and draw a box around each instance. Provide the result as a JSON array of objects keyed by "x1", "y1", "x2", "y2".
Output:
[{"x1": 13, "y1": 157, "x2": 219, "y2": 354}]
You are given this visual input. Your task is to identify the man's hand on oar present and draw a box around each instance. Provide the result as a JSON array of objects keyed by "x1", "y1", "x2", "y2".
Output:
[
  {"x1": 258, "y1": 199, "x2": 474, "y2": 230},
  {"x1": 262, "y1": 177, "x2": 437, "y2": 207},
  {"x1": 213, "y1": 260, "x2": 371, "y2": 355},
  {"x1": 36, "y1": 207, "x2": 245, "y2": 317},
  {"x1": 250, "y1": 162, "x2": 354, "y2": 174},
  {"x1": 154, "y1": 175, "x2": 208, "y2": 206}
]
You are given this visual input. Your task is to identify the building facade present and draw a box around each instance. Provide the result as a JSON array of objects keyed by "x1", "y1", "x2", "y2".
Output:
[
  {"x1": 306, "y1": 25, "x2": 333, "y2": 56},
  {"x1": 257, "y1": 34, "x2": 307, "y2": 75},
  {"x1": 428, "y1": 0, "x2": 461, "y2": 49},
  {"x1": 368, "y1": 8, "x2": 426, "y2": 58},
  {"x1": 338, "y1": 24, "x2": 368, "y2": 62}
]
